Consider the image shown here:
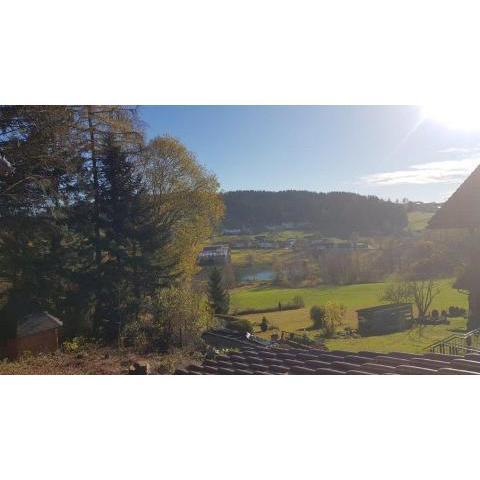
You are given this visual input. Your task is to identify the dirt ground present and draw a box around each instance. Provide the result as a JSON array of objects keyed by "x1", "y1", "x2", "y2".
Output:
[{"x1": 0, "y1": 345, "x2": 203, "y2": 375}]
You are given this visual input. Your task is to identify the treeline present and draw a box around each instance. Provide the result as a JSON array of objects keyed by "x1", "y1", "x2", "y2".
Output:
[
  {"x1": 0, "y1": 106, "x2": 223, "y2": 347},
  {"x1": 222, "y1": 190, "x2": 408, "y2": 236}
]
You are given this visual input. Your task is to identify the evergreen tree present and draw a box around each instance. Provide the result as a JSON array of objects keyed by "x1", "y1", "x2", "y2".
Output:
[
  {"x1": 0, "y1": 106, "x2": 223, "y2": 346},
  {"x1": 207, "y1": 267, "x2": 230, "y2": 314},
  {"x1": 0, "y1": 106, "x2": 81, "y2": 341},
  {"x1": 94, "y1": 136, "x2": 178, "y2": 340}
]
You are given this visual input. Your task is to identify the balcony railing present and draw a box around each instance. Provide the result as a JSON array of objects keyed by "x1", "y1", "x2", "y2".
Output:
[{"x1": 425, "y1": 328, "x2": 480, "y2": 356}]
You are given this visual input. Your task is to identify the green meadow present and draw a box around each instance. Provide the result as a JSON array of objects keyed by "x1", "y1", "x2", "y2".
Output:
[
  {"x1": 230, "y1": 279, "x2": 468, "y2": 353},
  {"x1": 407, "y1": 211, "x2": 435, "y2": 231}
]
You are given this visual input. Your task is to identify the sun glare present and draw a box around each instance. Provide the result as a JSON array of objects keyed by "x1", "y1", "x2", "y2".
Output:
[{"x1": 421, "y1": 104, "x2": 480, "y2": 131}]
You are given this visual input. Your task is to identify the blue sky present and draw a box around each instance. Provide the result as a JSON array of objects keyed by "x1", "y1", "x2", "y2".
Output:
[{"x1": 140, "y1": 106, "x2": 480, "y2": 202}]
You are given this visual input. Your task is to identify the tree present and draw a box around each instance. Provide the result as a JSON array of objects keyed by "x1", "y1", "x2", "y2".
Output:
[
  {"x1": 310, "y1": 305, "x2": 326, "y2": 329},
  {"x1": 222, "y1": 190, "x2": 407, "y2": 237},
  {"x1": 381, "y1": 277, "x2": 440, "y2": 319},
  {"x1": 122, "y1": 284, "x2": 214, "y2": 351},
  {"x1": 222, "y1": 263, "x2": 237, "y2": 289},
  {"x1": 409, "y1": 279, "x2": 440, "y2": 319},
  {"x1": 0, "y1": 107, "x2": 224, "y2": 345},
  {"x1": 260, "y1": 316, "x2": 268, "y2": 332},
  {"x1": 208, "y1": 267, "x2": 230, "y2": 314},
  {"x1": 69, "y1": 106, "x2": 142, "y2": 331},
  {"x1": 140, "y1": 135, "x2": 224, "y2": 280},
  {"x1": 323, "y1": 301, "x2": 346, "y2": 337},
  {"x1": 92, "y1": 136, "x2": 179, "y2": 340},
  {"x1": 380, "y1": 277, "x2": 412, "y2": 304},
  {"x1": 0, "y1": 106, "x2": 82, "y2": 340}
]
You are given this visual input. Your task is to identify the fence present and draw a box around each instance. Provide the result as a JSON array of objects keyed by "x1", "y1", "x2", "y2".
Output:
[{"x1": 426, "y1": 328, "x2": 480, "y2": 355}]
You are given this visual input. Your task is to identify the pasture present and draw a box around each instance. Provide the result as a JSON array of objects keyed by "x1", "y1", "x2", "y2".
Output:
[
  {"x1": 230, "y1": 279, "x2": 469, "y2": 353},
  {"x1": 407, "y1": 211, "x2": 435, "y2": 231}
]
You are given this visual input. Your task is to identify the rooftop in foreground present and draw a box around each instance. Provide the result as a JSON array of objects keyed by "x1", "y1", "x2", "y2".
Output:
[{"x1": 176, "y1": 343, "x2": 480, "y2": 375}]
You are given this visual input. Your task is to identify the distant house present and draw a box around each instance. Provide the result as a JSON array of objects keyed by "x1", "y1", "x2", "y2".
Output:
[
  {"x1": 198, "y1": 245, "x2": 231, "y2": 265},
  {"x1": 311, "y1": 239, "x2": 371, "y2": 252},
  {"x1": 2, "y1": 312, "x2": 63, "y2": 359},
  {"x1": 222, "y1": 228, "x2": 242, "y2": 235},
  {"x1": 258, "y1": 241, "x2": 278, "y2": 249},
  {"x1": 232, "y1": 240, "x2": 252, "y2": 249}
]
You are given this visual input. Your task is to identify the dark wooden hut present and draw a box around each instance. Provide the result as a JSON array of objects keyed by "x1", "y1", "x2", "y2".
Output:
[
  {"x1": 1, "y1": 311, "x2": 63, "y2": 360},
  {"x1": 357, "y1": 303, "x2": 413, "y2": 336},
  {"x1": 428, "y1": 163, "x2": 480, "y2": 329}
]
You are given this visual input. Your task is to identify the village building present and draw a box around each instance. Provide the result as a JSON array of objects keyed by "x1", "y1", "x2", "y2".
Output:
[
  {"x1": 198, "y1": 245, "x2": 231, "y2": 265},
  {"x1": 222, "y1": 228, "x2": 243, "y2": 235}
]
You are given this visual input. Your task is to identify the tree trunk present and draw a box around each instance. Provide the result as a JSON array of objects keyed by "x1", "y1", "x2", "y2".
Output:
[{"x1": 87, "y1": 106, "x2": 102, "y2": 333}]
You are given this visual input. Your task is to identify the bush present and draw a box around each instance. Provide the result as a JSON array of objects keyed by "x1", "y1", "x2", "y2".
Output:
[
  {"x1": 128, "y1": 285, "x2": 215, "y2": 352},
  {"x1": 448, "y1": 306, "x2": 467, "y2": 317},
  {"x1": 431, "y1": 309, "x2": 439, "y2": 319},
  {"x1": 226, "y1": 318, "x2": 254, "y2": 334},
  {"x1": 63, "y1": 336, "x2": 88, "y2": 353},
  {"x1": 310, "y1": 305, "x2": 326, "y2": 329},
  {"x1": 260, "y1": 316, "x2": 269, "y2": 332},
  {"x1": 323, "y1": 301, "x2": 346, "y2": 338},
  {"x1": 216, "y1": 315, "x2": 254, "y2": 334}
]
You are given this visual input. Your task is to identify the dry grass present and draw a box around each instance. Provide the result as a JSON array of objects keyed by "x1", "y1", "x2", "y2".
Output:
[{"x1": 0, "y1": 345, "x2": 203, "y2": 375}]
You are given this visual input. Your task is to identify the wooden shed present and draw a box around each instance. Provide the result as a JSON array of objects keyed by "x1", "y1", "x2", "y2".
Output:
[
  {"x1": 2, "y1": 312, "x2": 63, "y2": 360},
  {"x1": 357, "y1": 303, "x2": 413, "y2": 336}
]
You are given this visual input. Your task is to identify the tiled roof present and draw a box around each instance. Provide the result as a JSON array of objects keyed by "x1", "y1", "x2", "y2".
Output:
[{"x1": 176, "y1": 344, "x2": 480, "y2": 375}]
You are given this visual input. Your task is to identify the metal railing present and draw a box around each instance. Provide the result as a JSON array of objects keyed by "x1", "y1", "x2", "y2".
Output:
[{"x1": 425, "y1": 328, "x2": 480, "y2": 355}]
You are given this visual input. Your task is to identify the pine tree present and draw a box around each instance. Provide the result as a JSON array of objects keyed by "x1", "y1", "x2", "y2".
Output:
[
  {"x1": 94, "y1": 136, "x2": 178, "y2": 340},
  {"x1": 208, "y1": 267, "x2": 230, "y2": 314}
]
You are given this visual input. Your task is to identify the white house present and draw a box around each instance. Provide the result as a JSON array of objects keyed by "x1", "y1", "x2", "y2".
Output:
[{"x1": 198, "y1": 245, "x2": 231, "y2": 265}]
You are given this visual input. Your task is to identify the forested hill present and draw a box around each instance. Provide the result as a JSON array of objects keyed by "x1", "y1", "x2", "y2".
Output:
[{"x1": 222, "y1": 190, "x2": 408, "y2": 236}]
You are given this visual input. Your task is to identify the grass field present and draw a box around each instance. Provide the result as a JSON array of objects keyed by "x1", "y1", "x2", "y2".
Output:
[
  {"x1": 324, "y1": 317, "x2": 466, "y2": 354},
  {"x1": 407, "y1": 211, "x2": 435, "y2": 231},
  {"x1": 230, "y1": 279, "x2": 469, "y2": 353},
  {"x1": 213, "y1": 229, "x2": 308, "y2": 244}
]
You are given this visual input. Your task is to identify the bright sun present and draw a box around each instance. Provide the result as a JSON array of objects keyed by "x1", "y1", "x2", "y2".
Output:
[{"x1": 421, "y1": 104, "x2": 480, "y2": 131}]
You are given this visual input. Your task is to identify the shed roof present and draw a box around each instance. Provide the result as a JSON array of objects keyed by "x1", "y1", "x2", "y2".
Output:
[
  {"x1": 429, "y1": 163, "x2": 480, "y2": 229},
  {"x1": 356, "y1": 303, "x2": 412, "y2": 314},
  {"x1": 17, "y1": 312, "x2": 63, "y2": 338}
]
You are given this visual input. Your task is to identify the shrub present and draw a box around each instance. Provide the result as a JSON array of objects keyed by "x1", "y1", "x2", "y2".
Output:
[
  {"x1": 448, "y1": 306, "x2": 467, "y2": 317},
  {"x1": 260, "y1": 316, "x2": 269, "y2": 332},
  {"x1": 431, "y1": 309, "x2": 439, "y2": 319},
  {"x1": 310, "y1": 305, "x2": 326, "y2": 329},
  {"x1": 323, "y1": 301, "x2": 346, "y2": 338},
  {"x1": 226, "y1": 318, "x2": 254, "y2": 334},
  {"x1": 130, "y1": 285, "x2": 215, "y2": 352},
  {"x1": 215, "y1": 315, "x2": 254, "y2": 334},
  {"x1": 63, "y1": 336, "x2": 88, "y2": 353}
]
